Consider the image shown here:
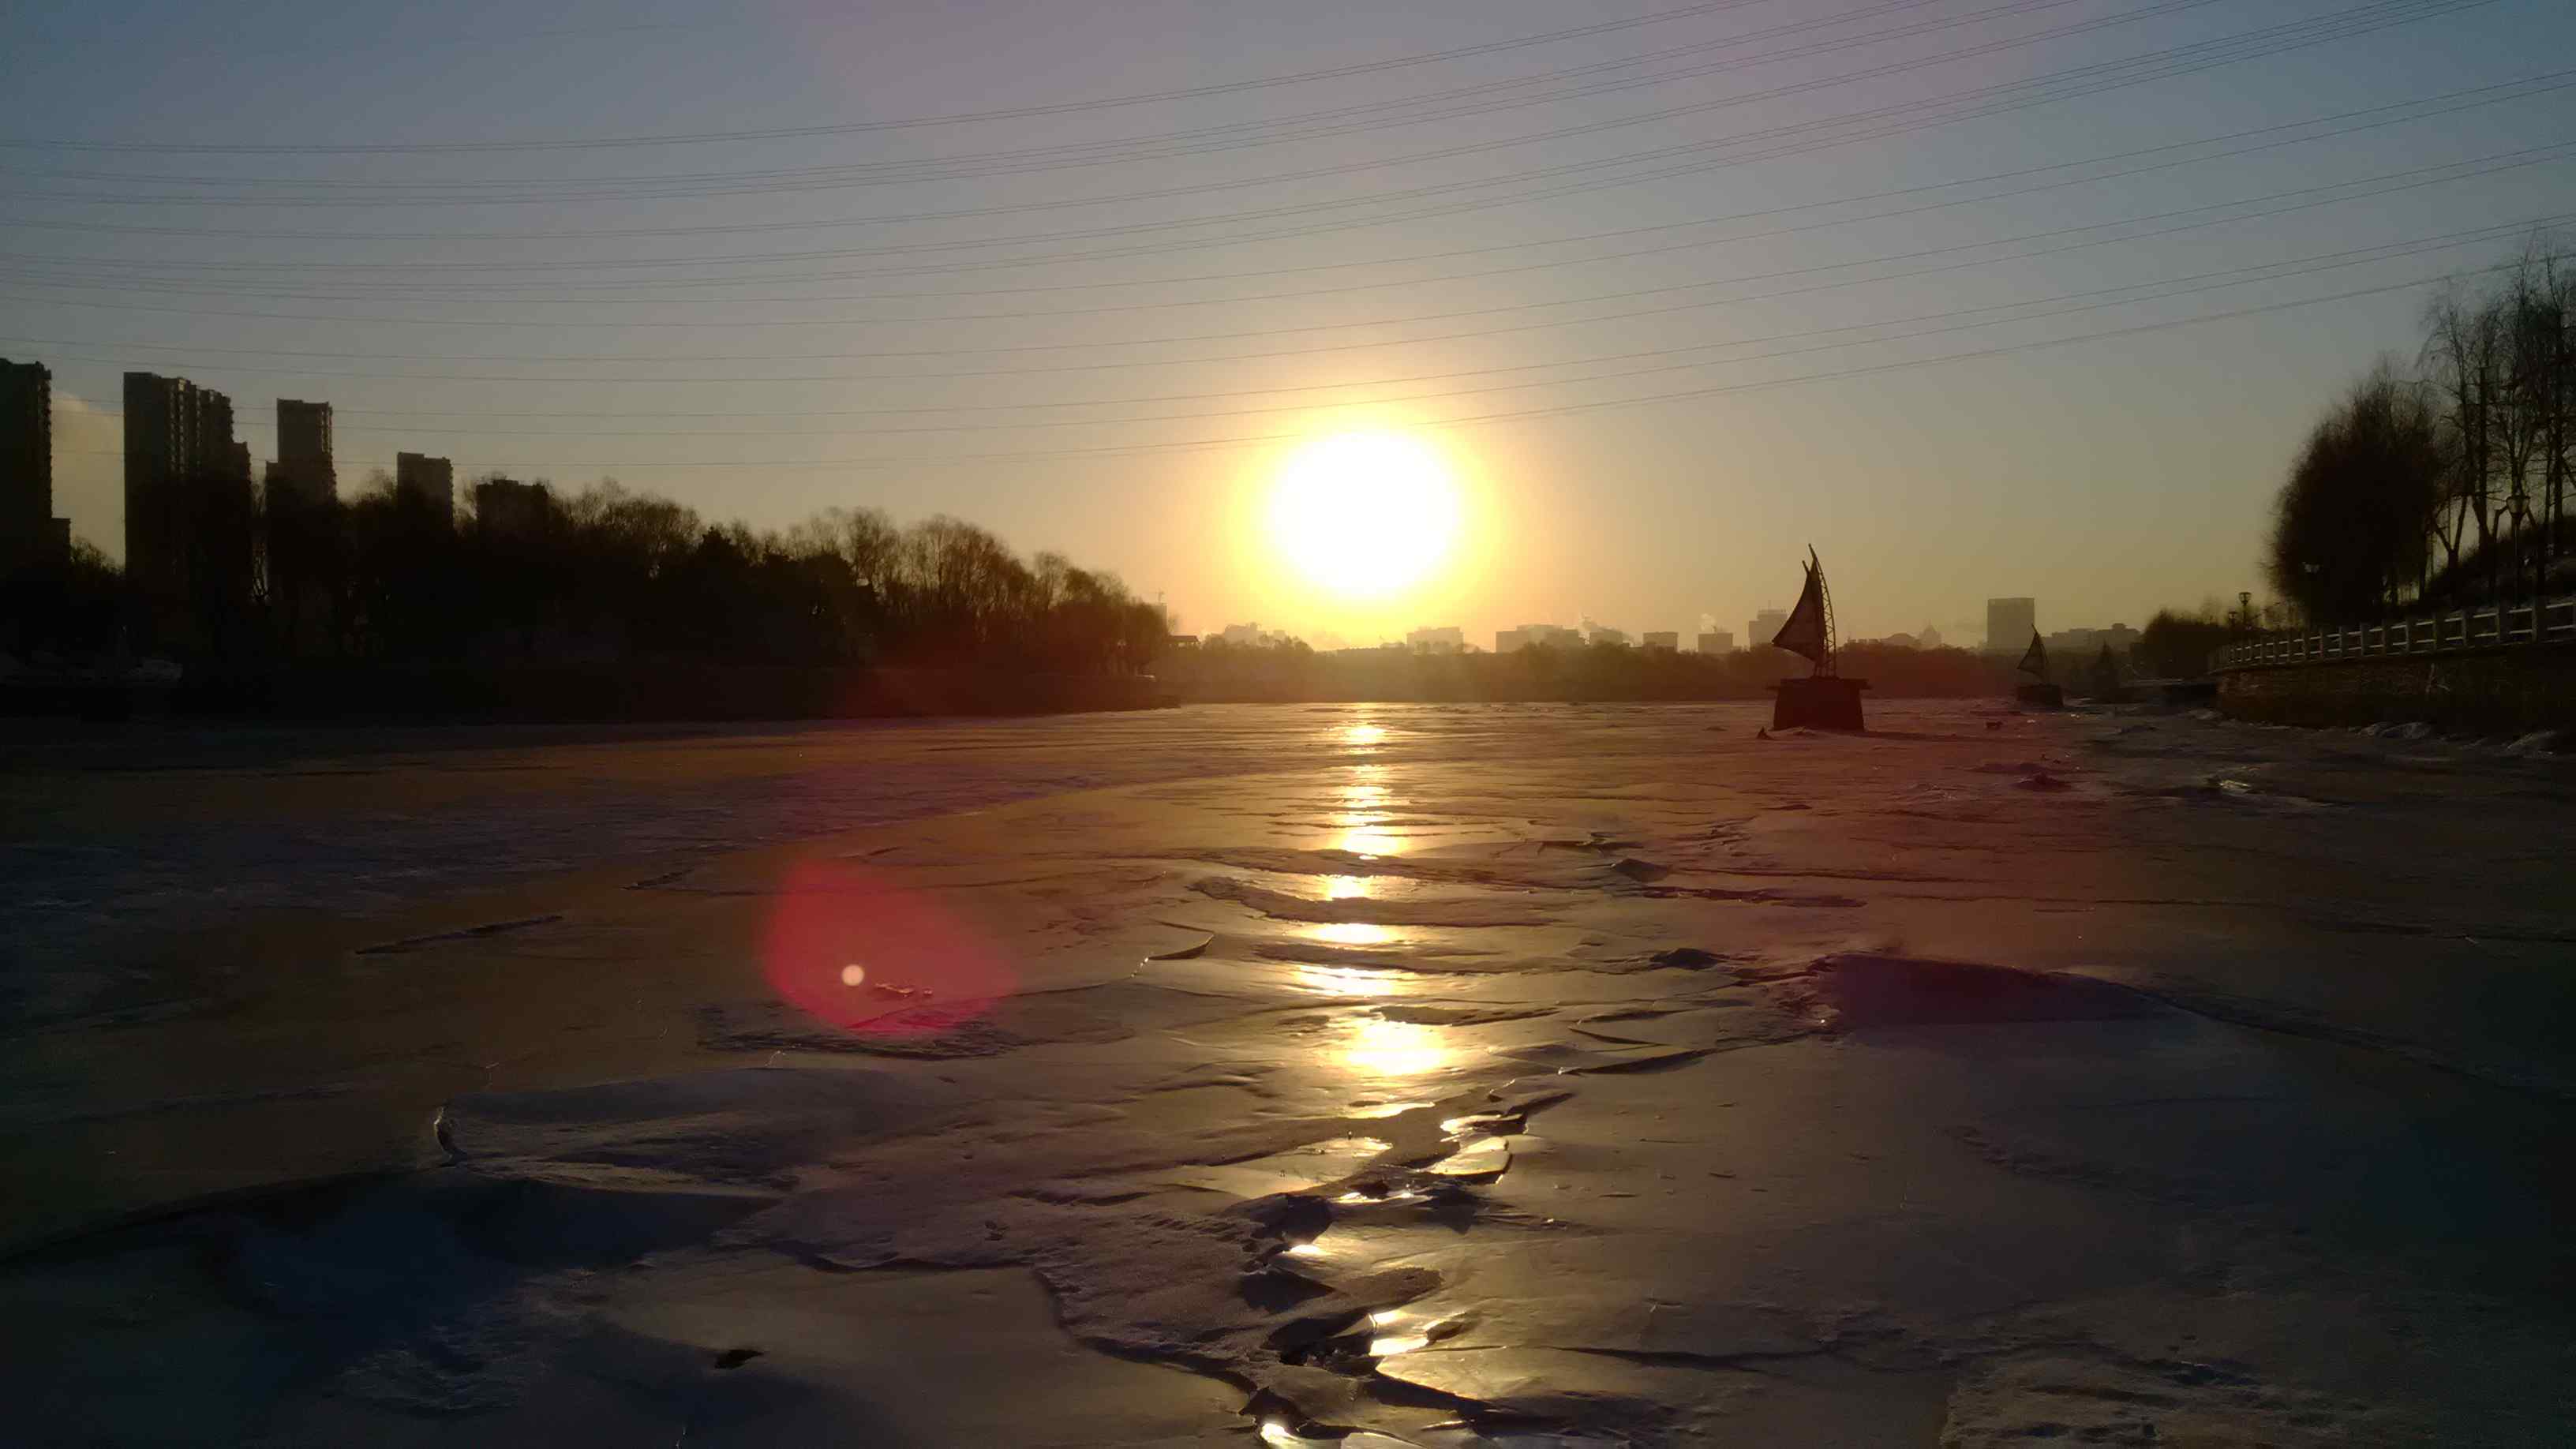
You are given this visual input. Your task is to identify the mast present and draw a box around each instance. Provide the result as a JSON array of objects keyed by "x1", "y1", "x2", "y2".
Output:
[{"x1": 1812, "y1": 546, "x2": 1838, "y2": 678}]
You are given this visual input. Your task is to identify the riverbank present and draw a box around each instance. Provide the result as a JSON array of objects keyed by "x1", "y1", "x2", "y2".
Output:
[{"x1": 2219, "y1": 642, "x2": 2576, "y2": 732}]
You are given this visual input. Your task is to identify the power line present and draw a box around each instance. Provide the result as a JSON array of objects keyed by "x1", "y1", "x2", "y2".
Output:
[
  {"x1": 0, "y1": 0, "x2": 2469, "y2": 233},
  {"x1": 7, "y1": 0, "x2": 2114, "y2": 200},
  {"x1": 0, "y1": 0, "x2": 1837, "y2": 154},
  {"x1": 0, "y1": 0, "x2": 1996, "y2": 196},
  {"x1": 0, "y1": 0, "x2": 2492, "y2": 335},
  {"x1": 4, "y1": 64, "x2": 2533, "y2": 258},
  {"x1": 6, "y1": 79, "x2": 2561, "y2": 329},
  {"x1": 6, "y1": 141, "x2": 2559, "y2": 369},
  {"x1": 41, "y1": 220, "x2": 2554, "y2": 439},
  {"x1": 22, "y1": 54, "x2": 2549, "y2": 255},
  {"x1": 43, "y1": 257, "x2": 2535, "y2": 470}
]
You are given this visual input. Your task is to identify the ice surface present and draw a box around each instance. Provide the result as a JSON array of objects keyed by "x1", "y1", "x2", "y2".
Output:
[{"x1": 4, "y1": 702, "x2": 2573, "y2": 1443}]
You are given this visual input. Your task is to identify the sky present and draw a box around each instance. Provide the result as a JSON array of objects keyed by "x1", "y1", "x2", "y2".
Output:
[{"x1": 6, "y1": 0, "x2": 2575, "y2": 646}]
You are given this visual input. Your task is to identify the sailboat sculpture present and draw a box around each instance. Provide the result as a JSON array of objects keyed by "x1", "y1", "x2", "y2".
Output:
[
  {"x1": 2012, "y1": 629, "x2": 2064, "y2": 709},
  {"x1": 1769, "y1": 547, "x2": 1868, "y2": 730}
]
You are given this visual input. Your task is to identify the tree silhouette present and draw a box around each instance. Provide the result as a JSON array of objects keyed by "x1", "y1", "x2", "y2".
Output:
[{"x1": 2266, "y1": 364, "x2": 2443, "y2": 622}]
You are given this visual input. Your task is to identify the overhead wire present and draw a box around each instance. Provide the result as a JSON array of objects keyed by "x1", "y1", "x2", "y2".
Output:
[
  {"x1": 39, "y1": 219, "x2": 2560, "y2": 439},
  {"x1": 0, "y1": 0, "x2": 1829, "y2": 153},
  {"x1": 0, "y1": 0, "x2": 2024, "y2": 196},
  {"x1": 0, "y1": 0, "x2": 2456, "y2": 231},
  {"x1": 43, "y1": 256, "x2": 2546, "y2": 470},
  {"x1": 5, "y1": 139, "x2": 2560, "y2": 369},
  {"x1": 12, "y1": 0, "x2": 2553, "y2": 484},
  {"x1": 0, "y1": 0, "x2": 2494, "y2": 324},
  {"x1": 2, "y1": 77, "x2": 2562, "y2": 330}
]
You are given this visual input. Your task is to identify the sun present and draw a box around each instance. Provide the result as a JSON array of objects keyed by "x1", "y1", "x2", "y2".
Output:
[{"x1": 1268, "y1": 429, "x2": 1462, "y2": 598}]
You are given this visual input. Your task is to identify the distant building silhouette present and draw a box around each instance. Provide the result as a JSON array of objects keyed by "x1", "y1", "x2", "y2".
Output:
[
  {"x1": 1, "y1": 358, "x2": 66, "y2": 571},
  {"x1": 2044, "y1": 621, "x2": 2139, "y2": 658},
  {"x1": 1986, "y1": 597, "x2": 2036, "y2": 653},
  {"x1": 395, "y1": 451, "x2": 455, "y2": 520},
  {"x1": 1406, "y1": 624, "x2": 1465, "y2": 653},
  {"x1": 125, "y1": 371, "x2": 254, "y2": 621},
  {"x1": 1642, "y1": 631, "x2": 1679, "y2": 650},
  {"x1": 272, "y1": 399, "x2": 335, "y2": 504},
  {"x1": 1918, "y1": 624, "x2": 1945, "y2": 650},
  {"x1": 1494, "y1": 628, "x2": 1526, "y2": 653},
  {"x1": 1696, "y1": 629, "x2": 1734, "y2": 654},
  {"x1": 1587, "y1": 624, "x2": 1630, "y2": 646},
  {"x1": 1219, "y1": 621, "x2": 1296, "y2": 646},
  {"x1": 472, "y1": 476, "x2": 555, "y2": 536},
  {"x1": 1747, "y1": 608, "x2": 1787, "y2": 652}
]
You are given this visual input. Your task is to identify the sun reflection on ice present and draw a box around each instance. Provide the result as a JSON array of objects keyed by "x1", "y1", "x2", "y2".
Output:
[
  {"x1": 1335, "y1": 774, "x2": 1403, "y2": 856},
  {"x1": 1310, "y1": 921, "x2": 1397, "y2": 946},
  {"x1": 1290, "y1": 964, "x2": 1398, "y2": 996},
  {"x1": 1340, "y1": 1016, "x2": 1453, "y2": 1077},
  {"x1": 1335, "y1": 826, "x2": 1402, "y2": 856}
]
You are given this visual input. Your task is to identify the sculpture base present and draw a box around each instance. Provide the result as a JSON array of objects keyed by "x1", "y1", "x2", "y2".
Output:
[
  {"x1": 2014, "y1": 682, "x2": 2065, "y2": 710},
  {"x1": 1772, "y1": 676, "x2": 1868, "y2": 731}
]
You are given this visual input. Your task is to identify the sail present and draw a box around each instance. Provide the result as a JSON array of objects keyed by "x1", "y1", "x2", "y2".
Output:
[
  {"x1": 1772, "y1": 555, "x2": 1829, "y2": 668},
  {"x1": 2017, "y1": 631, "x2": 2047, "y2": 676}
]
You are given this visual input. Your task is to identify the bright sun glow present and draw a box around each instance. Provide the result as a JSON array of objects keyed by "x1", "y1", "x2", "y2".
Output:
[{"x1": 1269, "y1": 430, "x2": 1461, "y2": 597}]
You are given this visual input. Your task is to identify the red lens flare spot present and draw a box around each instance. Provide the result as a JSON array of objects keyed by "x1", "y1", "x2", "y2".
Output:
[{"x1": 763, "y1": 860, "x2": 1010, "y2": 1039}]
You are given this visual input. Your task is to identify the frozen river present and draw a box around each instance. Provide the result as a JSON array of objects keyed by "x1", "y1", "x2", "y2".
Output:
[{"x1": 2, "y1": 702, "x2": 2571, "y2": 1443}]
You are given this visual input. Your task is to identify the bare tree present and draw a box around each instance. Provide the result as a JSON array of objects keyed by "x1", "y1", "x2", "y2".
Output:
[{"x1": 2422, "y1": 283, "x2": 2505, "y2": 578}]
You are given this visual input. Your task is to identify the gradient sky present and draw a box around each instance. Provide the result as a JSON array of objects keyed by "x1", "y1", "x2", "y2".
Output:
[{"x1": 6, "y1": 0, "x2": 2574, "y2": 646}]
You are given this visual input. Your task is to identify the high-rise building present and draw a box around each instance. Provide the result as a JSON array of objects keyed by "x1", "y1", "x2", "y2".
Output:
[
  {"x1": 1747, "y1": 608, "x2": 1788, "y2": 651},
  {"x1": 273, "y1": 399, "x2": 335, "y2": 504},
  {"x1": 1696, "y1": 630, "x2": 1735, "y2": 654},
  {"x1": 1642, "y1": 631, "x2": 1679, "y2": 650},
  {"x1": 1405, "y1": 625, "x2": 1465, "y2": 653},
  {"x1": 395, "y1": 451, "x2": 455, "y2": 520},
  {"x1": 472, "y1": 476, "x2": 555, "y2": 537},
  {"x1": 1494, "y1": 628, "x2": 1528, "y2": 653},
  {"x1": 125, "y1": 371, "x2": 253, "y2": 608},
  {"x1": 1986, "y1": 597, "x2": 2036, "y2": 653},
  {"x1": 1, "y1": 358, "x2": 64, "y2": 571},
  {"x1": 1587, "y1": 624, "x2": 1630, "y2": 646}
]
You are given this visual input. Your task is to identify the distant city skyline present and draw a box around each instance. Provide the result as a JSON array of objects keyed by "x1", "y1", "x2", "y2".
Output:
[{"x1": 13, "y1": 353, "x2": 2164, "y2": 655}]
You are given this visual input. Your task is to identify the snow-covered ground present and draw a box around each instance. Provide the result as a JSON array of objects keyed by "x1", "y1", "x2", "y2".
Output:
[{"x1": 3, "y1": 702, "x2": 2570, "y2": 1444}]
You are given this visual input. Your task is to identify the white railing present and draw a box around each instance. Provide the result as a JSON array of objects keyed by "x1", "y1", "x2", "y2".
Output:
[{"x1": 2211, "y1": 593, "x2": 2576, "y2": 672}]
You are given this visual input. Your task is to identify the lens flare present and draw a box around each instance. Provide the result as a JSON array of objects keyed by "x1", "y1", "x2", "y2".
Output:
[{"x1": 763, "y1": 860, "x2": 1010, "y2": 1039}]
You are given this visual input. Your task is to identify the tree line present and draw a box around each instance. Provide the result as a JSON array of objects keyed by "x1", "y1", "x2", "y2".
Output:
[
  {"x1": 2267, "y1": 237, "x2": 2574, "y2": 623},
  {"x1": 5, "y1": 474, "x2": 1171, "y2": 676}
]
